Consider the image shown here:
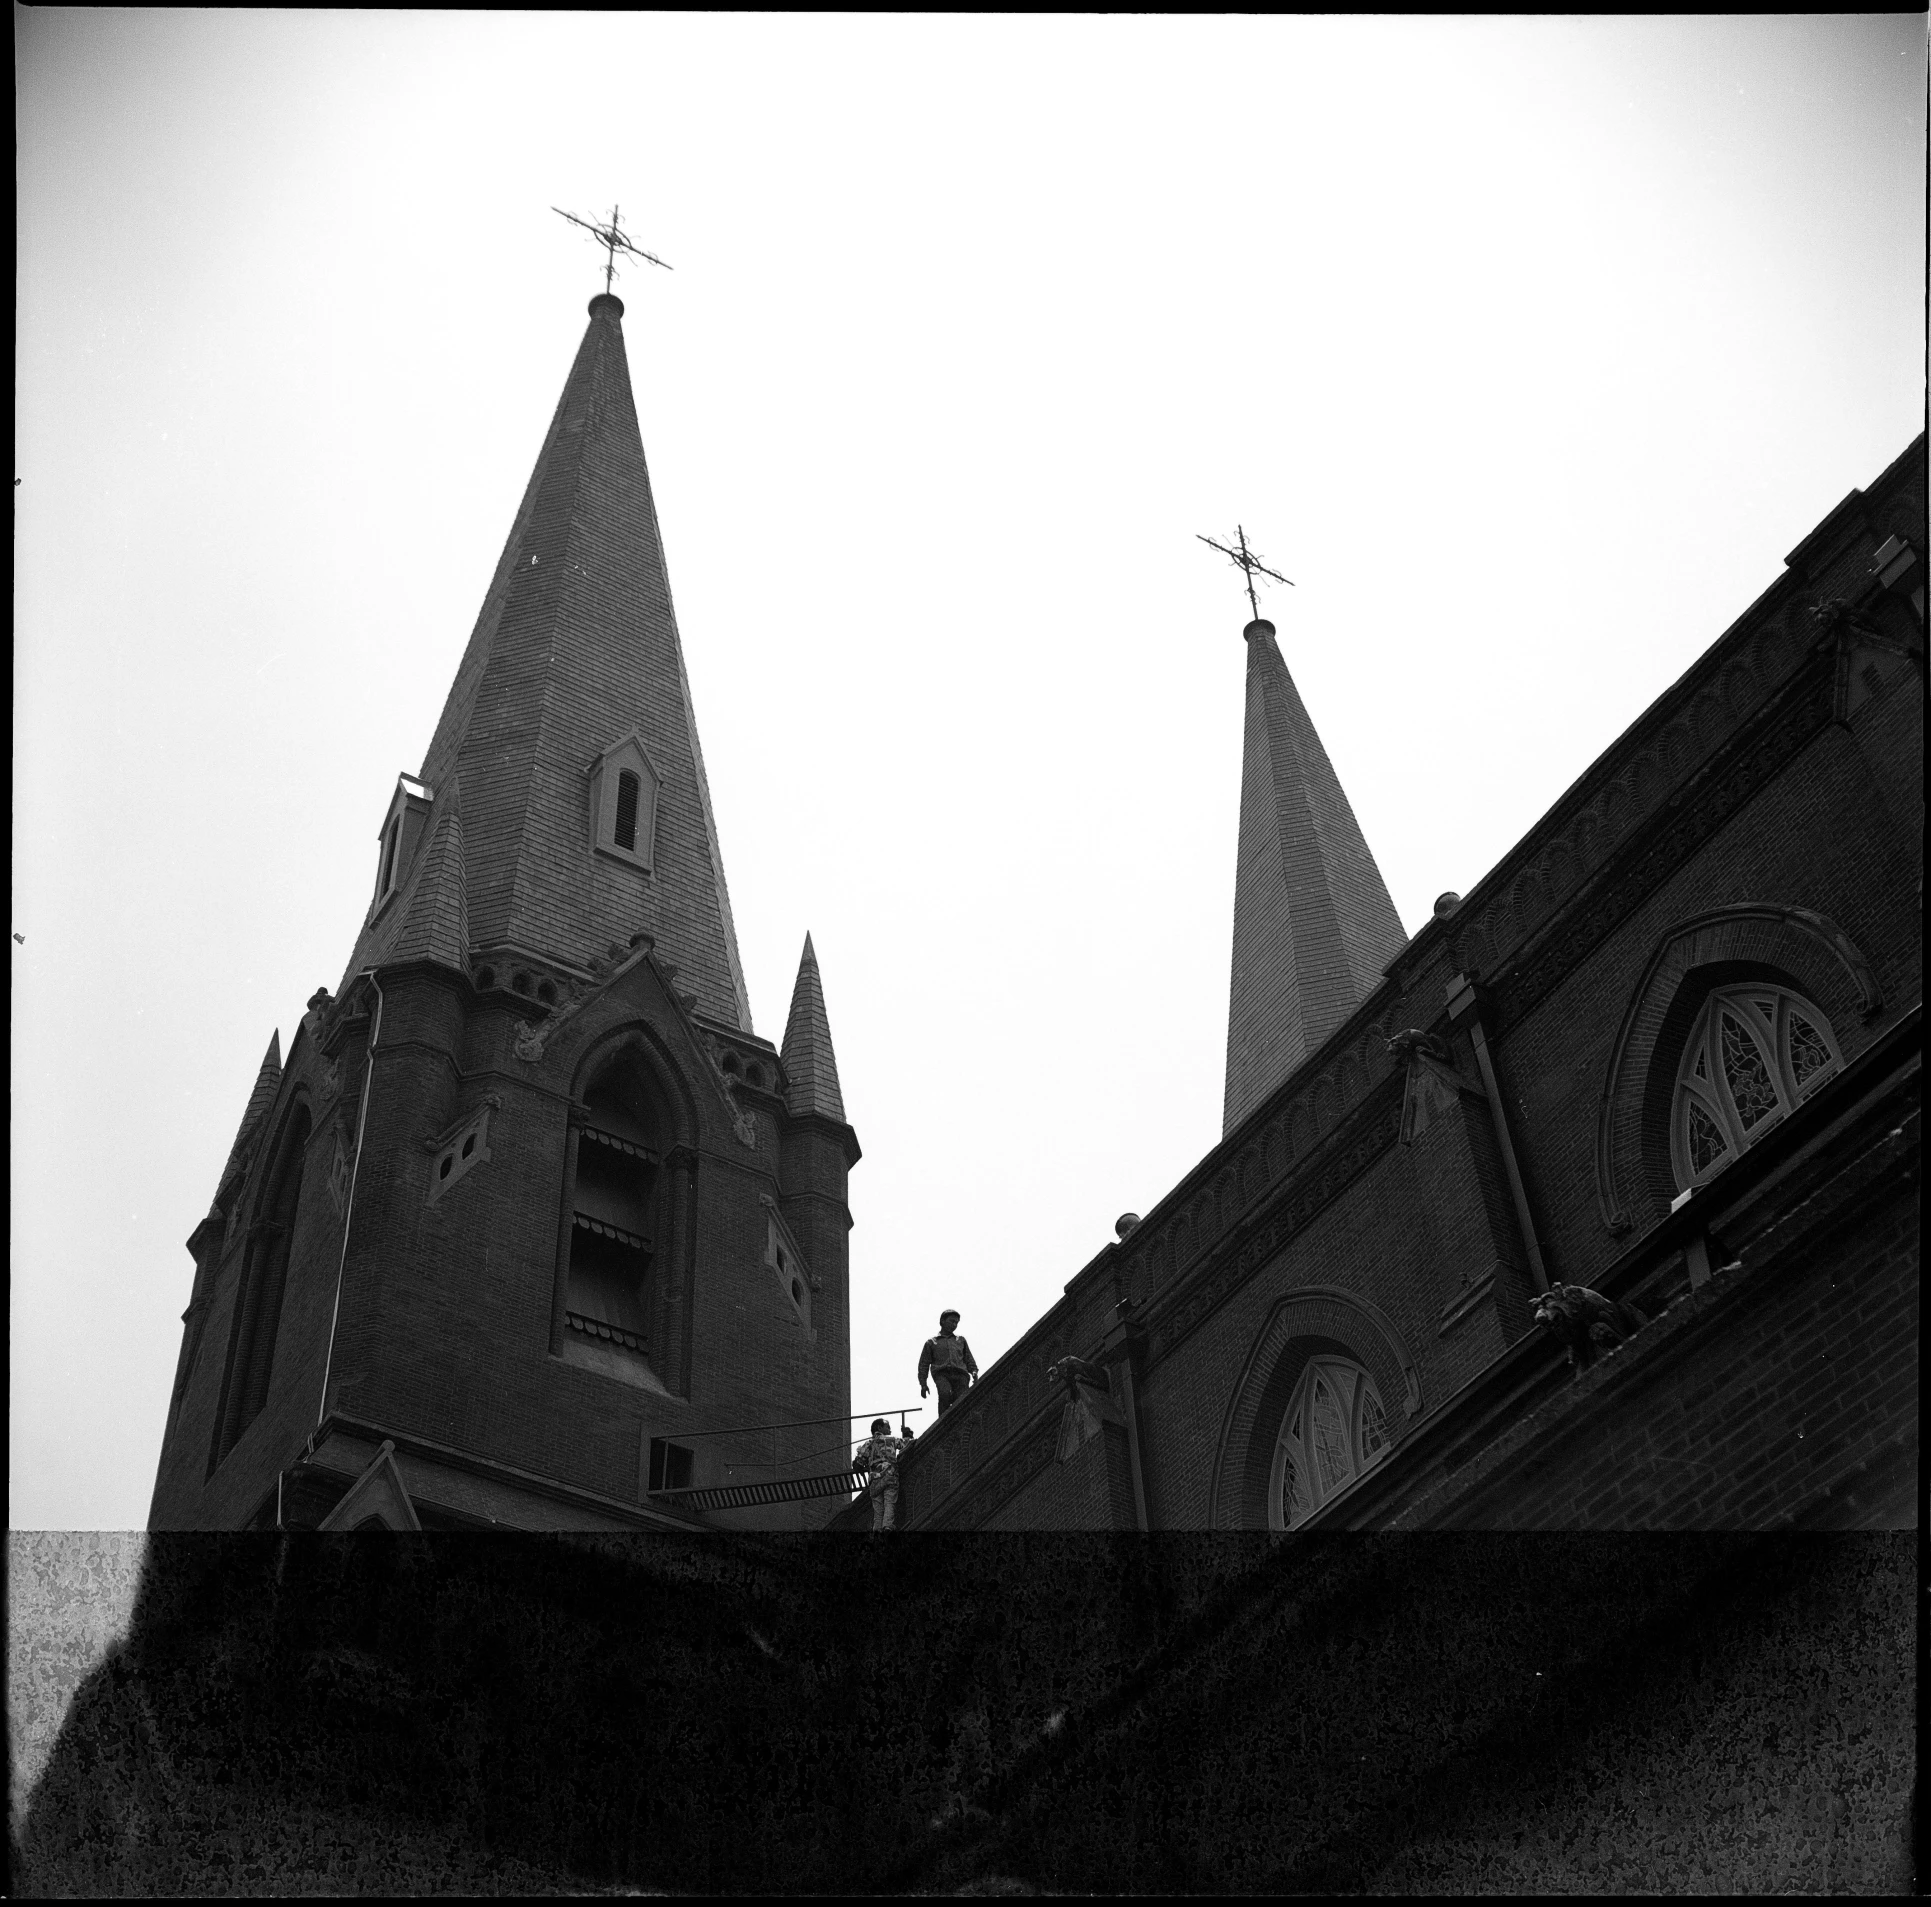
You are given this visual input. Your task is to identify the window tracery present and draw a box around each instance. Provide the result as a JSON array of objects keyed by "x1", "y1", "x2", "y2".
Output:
[
  {"x1": 1670, "y1": 983, "x2": 1843, "y2": 1191},
  {"x1": 1268, "y1": 1356, "x2": 1390, "y2": 1530}
]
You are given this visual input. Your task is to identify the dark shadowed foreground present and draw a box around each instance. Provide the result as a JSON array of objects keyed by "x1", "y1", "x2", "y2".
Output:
[{"x1": 10, "y1": 1530, "x2": 1914, "y2": 1895}]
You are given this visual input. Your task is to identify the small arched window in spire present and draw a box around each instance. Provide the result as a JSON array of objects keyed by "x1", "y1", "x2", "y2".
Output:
[
  {"x1": 588, "y1": 735, "x2": 660, "y2": 870},
  {"x1": 1269, "y1": 1356, "x2": 1390, "y2": 1530},
  {"x1": 1671, "y1": 984, "x2": 1843, "y2": 1191},
  {"x1": 368, "y1": 775, "x2": 432, "y2": 919},
  {"x1": 379, "y1": 817, "x2": 401, "y2": 897}
]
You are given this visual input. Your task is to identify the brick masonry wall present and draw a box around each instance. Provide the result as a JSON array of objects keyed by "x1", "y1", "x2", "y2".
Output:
[
  {"x1": 1496, "y1": 711, "x2": 1922, "y2": 1299},
  {"x1": 151, "y1": 995, "x2": 371, "y2": 1528},
  {"x1": 153, "y1": 944, "x2": 855, "y2": 1531},
  {"x1": 1435, "y1": 1178, "x2": 1918, "y2": 1530}
]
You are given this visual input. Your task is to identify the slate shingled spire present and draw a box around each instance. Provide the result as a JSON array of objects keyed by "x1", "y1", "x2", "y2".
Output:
[
  {"x1": 780, "y1": 933, "x2": 847, "y2": 1122},
  {"x1": 356, "y1": 292, "x2": 753, "y2": 1028},
  {"x1": 1224, "y1": 618, "x2": 1407, "y2": 1134}
]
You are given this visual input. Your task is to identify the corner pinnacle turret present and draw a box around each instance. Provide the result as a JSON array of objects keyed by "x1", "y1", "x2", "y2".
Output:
[
  {"x1": 1224, "y1": 616, "x2": 1407, "y2": 1133},
  {"x1": 386, "y1": 785, "x2": 470, "y2": 974},
  {"x1": 219, "y1": 1032, "x2": 283, "y2": 1191},
  {"x1": 781, "y1": 933, "x2": 847, "y2": 1123}
]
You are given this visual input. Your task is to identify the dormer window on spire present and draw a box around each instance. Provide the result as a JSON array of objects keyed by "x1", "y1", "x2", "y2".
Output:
[
  {"x1": 588, "y1": 733, "x2": 661, "y2": 872},
  {"x1": 369, "y1": 774, "x2": 434, "y2": 919}
]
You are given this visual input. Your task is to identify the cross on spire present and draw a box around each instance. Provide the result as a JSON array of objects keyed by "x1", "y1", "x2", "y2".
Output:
[
  {"x1": 1197, "y1": 525, "x2": 1294, "y2": 624},
  {"x1": 552, "y1": 204, "x2": 672, "y2": 294}
]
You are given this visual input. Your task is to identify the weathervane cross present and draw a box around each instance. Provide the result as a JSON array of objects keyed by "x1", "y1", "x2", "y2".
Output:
[
  {"x1": 552, "y1": 204, "x2": 672, "y2": 294},
  {"x1": 1197, "y1": 525, "x2": 1294, "y2": 623}
]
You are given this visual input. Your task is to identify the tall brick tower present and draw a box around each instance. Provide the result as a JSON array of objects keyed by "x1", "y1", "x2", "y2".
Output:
[
  {"x1": 150, "y1": 293, "x2": 860, "y2": 1530},
  {"x1": 1224, "y1": 615, "x2": 1407, "y2": 1132}
]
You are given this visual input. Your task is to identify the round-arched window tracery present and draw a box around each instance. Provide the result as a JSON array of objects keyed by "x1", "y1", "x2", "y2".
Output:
[
  {"x1": 1268, "y1": 1356, "x2": 1390, "y2": 1530},
  {"x1": 1671, "y1": 983, "x2": 1842, "y2": 1191}
]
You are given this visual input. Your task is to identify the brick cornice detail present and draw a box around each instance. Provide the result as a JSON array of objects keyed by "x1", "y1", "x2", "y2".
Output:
[
  {"x1": 927, "y1": 1412, "x2": 1063, "y2": 1531},
  {"x1": 1484, "y1": 657, "x2": 1837, "y2": 1033},
  {"x1": 1142, "y1": 1076, "x2": 1404, "y2": 1372},
  {"x1": 1398, "y1": 442, "x2": 1921, "y2": 1006}
]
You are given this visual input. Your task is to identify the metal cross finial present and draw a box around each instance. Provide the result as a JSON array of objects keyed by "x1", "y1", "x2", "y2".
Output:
[
  {"x1": 1197, "y1": 525, "x2": 1294, "y2": 623},
  {"x1": 552, "y1": 204, "x2": 672, "y2": 293}
]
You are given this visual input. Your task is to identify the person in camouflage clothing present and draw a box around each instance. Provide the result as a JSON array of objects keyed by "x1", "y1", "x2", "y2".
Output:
[{"x1": 853, "y1": 1418, "x2": 912, "y2": 1532}]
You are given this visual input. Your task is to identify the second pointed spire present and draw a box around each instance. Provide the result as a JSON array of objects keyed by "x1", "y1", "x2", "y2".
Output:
[{"x1": 1224, "y1": 617, "x2": 1407, "y2": 1133}]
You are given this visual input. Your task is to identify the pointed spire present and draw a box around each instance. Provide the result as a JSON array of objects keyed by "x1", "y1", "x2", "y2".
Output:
[
  {"x1": 345, "y1": 293, "x2": 753, "y2": 1027},
  {"x1": 781, "y1": 933, "x2": 847, "y2": 1123},
  {"x1": 1224, "y1": 618, "x2": 1407, "y2": 1134},
  {"x1": 386, "y1": 785, "x2": 470, "y2": 973},
  {"x1": 219, "y1": 1032, "x2": 283, "y2": 1191}
]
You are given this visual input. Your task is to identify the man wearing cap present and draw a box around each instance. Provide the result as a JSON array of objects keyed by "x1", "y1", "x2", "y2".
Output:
[
  {"x1": 918, "y1": 1311, "x2": 978, "y2": 1417},
  {"x1": 853, "y1": 1418, "x2": 911, "y2": 1532}
]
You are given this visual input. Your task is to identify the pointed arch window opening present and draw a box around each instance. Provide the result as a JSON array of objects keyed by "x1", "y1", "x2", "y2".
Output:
[
  {"x1": 561, "y1": 1064, "x2": 668, "y2": 1367},
  {"x1": 1268, "y1": 1356, "x2": 1392, "y2": 1530},
  {"x1": 1670, "y1": 984, "x2": 1844, "y2": 1192}
]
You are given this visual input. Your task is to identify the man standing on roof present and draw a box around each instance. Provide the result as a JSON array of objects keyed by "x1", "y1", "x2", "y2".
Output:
[
  {"x1": 918, "y1": 1310, "x2": 978, "y2": 1417},
  {"x1": 853, "y1": 1418, "x2": 911, "y2": 1532}
]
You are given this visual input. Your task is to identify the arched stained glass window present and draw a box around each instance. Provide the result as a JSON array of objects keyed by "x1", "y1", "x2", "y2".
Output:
[
  {"x1": 1671, "y1": 984, "x2": 1843, "y2": 1191},
  {"x1": 1269, "y1": 1357, "x2": 1391, "y2": 1530}
]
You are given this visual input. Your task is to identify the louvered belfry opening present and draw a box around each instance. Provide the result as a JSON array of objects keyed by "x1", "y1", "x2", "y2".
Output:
[
  {"x1": 564, "y1": 1062, "x2": 663, "y2": 1358},
  {"x1": 613, "y1": 770, "x2": 641, "y2": 853},
  {"x1": 209, "y1": 1107, "x2": 311, "y2": 1471}
]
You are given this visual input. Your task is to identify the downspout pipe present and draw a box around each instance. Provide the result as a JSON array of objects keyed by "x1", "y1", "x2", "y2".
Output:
[
  {"x1": 1446, "y1": 974, "x2": 1550, "y2": 1294},
  {"x1": 315, "y1": 971, "x2": 384, "y2": 1440},
  {"x1": 1101, "y1": 1299, "x2": 1152, "y2": 1530}
]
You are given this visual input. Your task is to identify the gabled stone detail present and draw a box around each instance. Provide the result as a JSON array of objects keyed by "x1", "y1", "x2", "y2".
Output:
[
  {"x1": 499, "y1": 935, "x2": 760, "y2": 1150},
  {"x1": 315, "y1": 1440, "x2": 421, "y2": 1531}
]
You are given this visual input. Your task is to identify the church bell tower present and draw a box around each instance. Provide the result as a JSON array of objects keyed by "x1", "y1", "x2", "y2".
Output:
[{"x1": 150, "y1": 290, "x2": 860, "y2": 1530}]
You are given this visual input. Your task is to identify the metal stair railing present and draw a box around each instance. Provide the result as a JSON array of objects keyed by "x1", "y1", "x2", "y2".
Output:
[{"x1": 648, "y1": 1467, "x2": 870, "y2": 1514}]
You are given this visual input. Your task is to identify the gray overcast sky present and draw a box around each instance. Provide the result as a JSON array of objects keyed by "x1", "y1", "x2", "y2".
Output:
[{"x1": 13, "y1": 12, "x2": 1925, "y2": 1526}]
